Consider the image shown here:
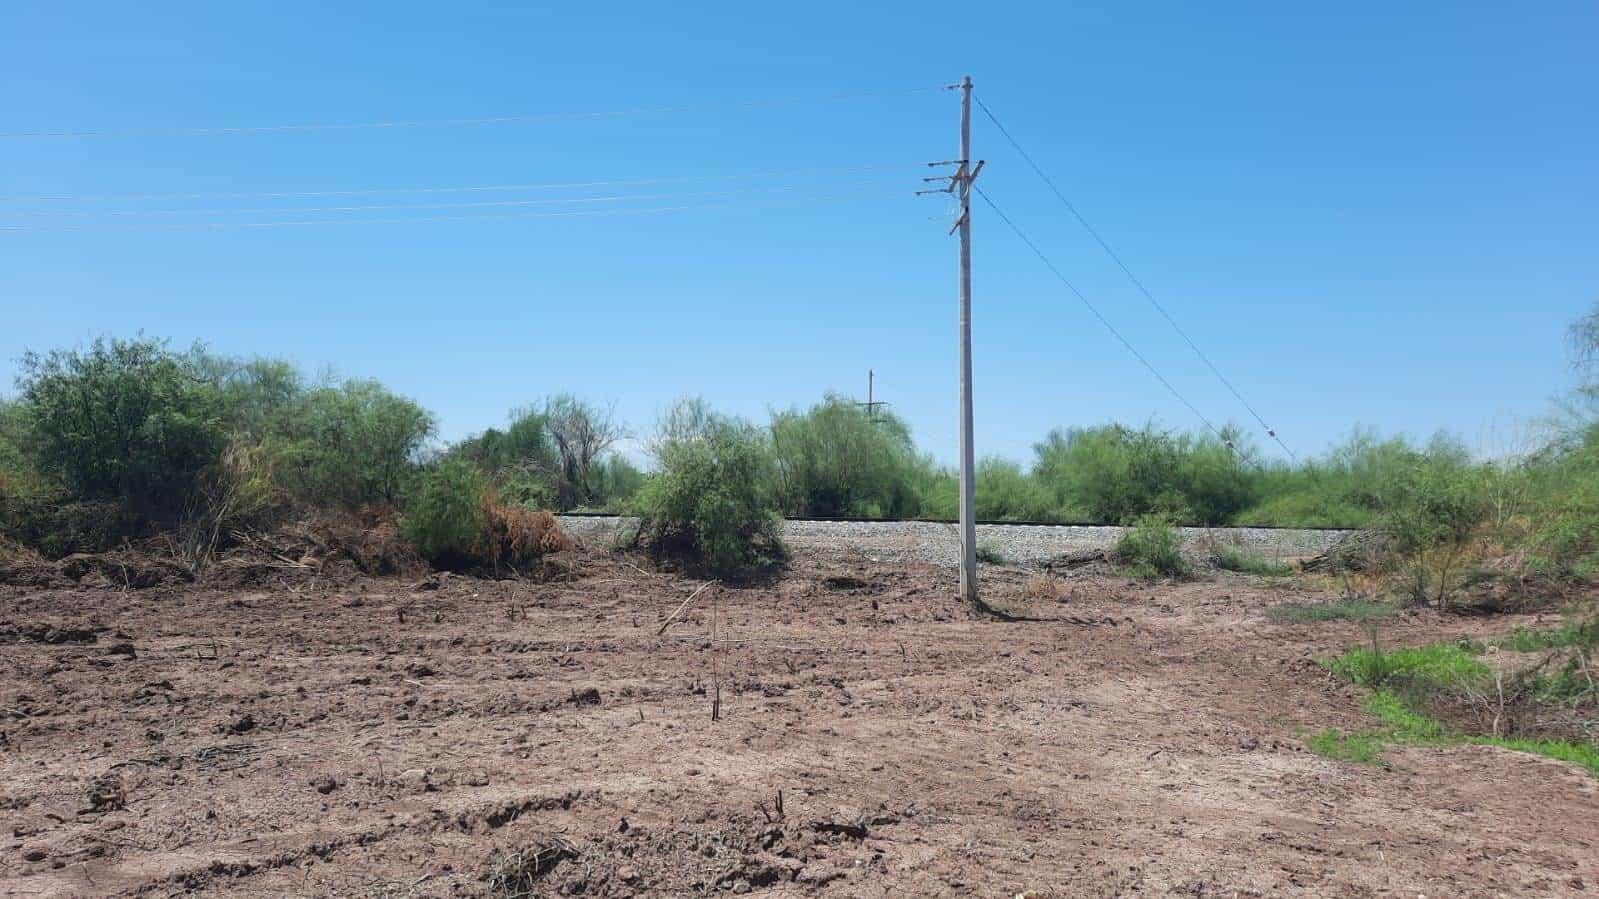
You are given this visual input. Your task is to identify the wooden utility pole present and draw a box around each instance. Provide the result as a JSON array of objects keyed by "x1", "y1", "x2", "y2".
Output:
[{"x1": 955, "y1": 75, "x2": 979, "y2": 603}]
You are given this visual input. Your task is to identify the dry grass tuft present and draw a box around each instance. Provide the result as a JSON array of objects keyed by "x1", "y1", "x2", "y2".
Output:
[
  {"x1": 1024, "y1": 571, "x2": 1062, "y2": 601},
  {"x1": 0, "y1": 534, "x2": 42, "y2": 563},
  {"x1": 482, "y1": 839, "x2": 579, "y2": 897}
]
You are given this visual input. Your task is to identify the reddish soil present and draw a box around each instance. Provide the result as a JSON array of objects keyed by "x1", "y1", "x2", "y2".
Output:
[{"x1": 1, "y1": 545, "x2": 1595, "y2": 897}]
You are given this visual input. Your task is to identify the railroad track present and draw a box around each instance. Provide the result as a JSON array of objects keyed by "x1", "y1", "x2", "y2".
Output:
[{"x1": 555, "y1": 514, "x2": 1349, "y2": 569}]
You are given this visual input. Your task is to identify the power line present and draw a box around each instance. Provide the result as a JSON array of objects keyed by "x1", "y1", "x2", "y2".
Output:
[
  {"x1": 975, "y1": 97, "x2": 1296, "y2": 461},
  {"x1": 974, "y1": 184, "x2": 1225, "y2": 440},
  {"x1": 0, "y1": 85, "x2": 943, "y2": 140},
  {"x1": 0, "y1": 183, "x2": 905, "y2": 232},
  {"x1": 0, "y1": 163, "x2": 913, "y2": 204},
  {"x1": 0, "y1": 177, "x2": 896, "y2": 219}
]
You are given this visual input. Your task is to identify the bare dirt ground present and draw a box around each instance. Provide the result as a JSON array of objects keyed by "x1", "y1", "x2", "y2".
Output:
[{"x1": 2, "y1": 541, "x2": 1595, "y2": 897}]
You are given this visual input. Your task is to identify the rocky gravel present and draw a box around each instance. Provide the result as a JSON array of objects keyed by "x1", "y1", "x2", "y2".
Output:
[{"x1": 559, "y1": 515, "x2": 1345, "y2": 568}]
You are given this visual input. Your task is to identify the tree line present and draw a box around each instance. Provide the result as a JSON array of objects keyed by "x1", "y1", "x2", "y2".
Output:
[{"x1": 2, "y1": 303, "x2": 1596, "y2": 584}]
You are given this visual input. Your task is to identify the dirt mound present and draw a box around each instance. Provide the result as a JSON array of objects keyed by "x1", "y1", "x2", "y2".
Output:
[
  {"x1": 0, "y1": 619, "x2": 102, "y2": 644},
  {"x1": 482, "y1": 807, "x2": 902, "y2": 896}
]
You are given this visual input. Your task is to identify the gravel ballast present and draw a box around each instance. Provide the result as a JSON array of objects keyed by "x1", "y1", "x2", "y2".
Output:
[{"x1": 558, "y1": 516, "x2": 1344, "y2": 569}]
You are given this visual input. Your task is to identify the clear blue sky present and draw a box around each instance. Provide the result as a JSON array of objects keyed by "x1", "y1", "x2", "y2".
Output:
[{"x1": 3, "y1": 1, "x2": 1595, "y2": 465}]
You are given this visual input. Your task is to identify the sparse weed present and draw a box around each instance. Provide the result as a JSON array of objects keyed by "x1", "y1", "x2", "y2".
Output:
[
  {"x1": 975, "y1": 541, "x2": 1010, "y2": 565},
  {"x1": 1267, "y1": 600, "x2": 1398, "y2": 624},
  {"x1": 1213, "y1": 545, "x2": 1293, "y2": 577},
  {"x1": 1364, "y1": 689, "x2": 1446, "y2": 741},
  {"x1": 1306, "y1": 728, "x2": 1383, "y2": 764},
  {"x1": 1327, "y1": 642, "x2": 1489, "y2": 689},
  {"x1": 1113, "y1": 515, "x2": 1190, "y2": 580},
  {"x1": 1490, "y1": 617, "x2": 1599, "y2": 653},
  {"x1": 1464, "y1": 735, "x2": 1599, "y2": 775}
]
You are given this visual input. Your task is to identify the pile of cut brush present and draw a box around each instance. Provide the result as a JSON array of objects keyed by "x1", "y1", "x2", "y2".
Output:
[
  {"x1": 206, "y1": 509, "x2": 427, "y2": 586},
  {"x1": 0, "y1": 532, "x2": 193, "y2": 589},
  {"x1": 0, "y1": 506, "x2": 578, "y2": 590}
]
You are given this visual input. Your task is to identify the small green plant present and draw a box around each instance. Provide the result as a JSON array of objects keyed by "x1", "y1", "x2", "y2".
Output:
[
  {"x1": 1213, "y1": 545, "x2": 1292, "y2": 577},
  {"x1": 1313, "y1": 627, "x2": 1599, "y2": 777},
  {"x1": 1307, "y1": 684, "x2": 1599, "y2": 775},
  {"x1": 1364, "y1": 689, "x2": 1446, "y2": 741},
  {"x1": 1113, "y1": 514, "x2": 1191, "y2": 579},
  {"x1": 975, "y1": 541, "x2": 1009, "y2": 565},
  {"x1": 1267, "y1": 599, "x2": 1398, "y2": 623},
  {"x1": 1490, "y1": 617, "x2": 1599, "y2": 653},
  {"x1": 1306, "y1": 728, "x2": 1382, "y2": 764},
  {"x1": 1466, "y1": 736, "x2": 1599, "y2": 775},
  {"x1": 1327, "y1": 641, "x2": 1489, "y2": 689}
]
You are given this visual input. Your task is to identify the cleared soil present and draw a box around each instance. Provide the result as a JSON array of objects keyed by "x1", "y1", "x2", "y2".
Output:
[{"x1": 1, "y1": 541, "x2": 1595, "y2": 897}]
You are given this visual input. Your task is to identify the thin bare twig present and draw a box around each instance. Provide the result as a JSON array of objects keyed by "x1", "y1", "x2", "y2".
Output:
[{"x1": 656, "y1": 582, "x2": 715, "y2": 636}]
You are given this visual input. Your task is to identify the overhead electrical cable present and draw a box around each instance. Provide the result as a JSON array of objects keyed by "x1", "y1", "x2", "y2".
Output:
[
  {"x1": 0, "y1": 85, "x2": 942, "y2": 140},
  {"x1": 0, "y1": 177, "x2": 896, "y2": 219},
  {"x1": 0, "y1": 183, "x2": 904, "y2": 232},
  {"x1": 0, "y1": 163, "x2": 912, "y2": 204},
  {"x1": 974, "y1": 184, "x2": 1225, "y2": 440},
  {"x1": 976, "y1": 97, "x2": 1296, "y2": 460}
]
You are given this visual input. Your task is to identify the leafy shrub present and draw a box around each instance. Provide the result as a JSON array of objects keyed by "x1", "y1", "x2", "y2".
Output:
[
  {"x1": 1113, "y1": 514, "x2": 1191, "y2": 579},
  {"x1": 264, "y1": 379, "x2": 435, "y2": 510},
  {"x1": 1033, "y1": 423, "x2": 1254, "y2": 525},
  {"x1": 584, "y1": 454, "x2": 645, "y2": 510},
  {"x1": 403, "y1": 459, "x2": 487, "y2": 568},
  {"x1": 1237, "y1": 429, "x2": 1435, "y2": 528},
  {"x1": 451, "y1": 408, "x2": 563, "y2": 506},
  {"x1": 1526, "y1": 432, "x2": 1599, "y2": 580},
  {"x1": 0, "y1": 399, "x2": 43, "y2": 500},
  {"x1": 541, "y1": 394, "x2": 627, "y2": 508},
  {"x1": 0, "y1": 495, "x2": 141, "y2": 558},
  {"x1": 15, "y1": 336, "x2": 226, "y2": 522},
  {"x1": 974, "y1": 457, "x2": 1056, "y2": 521},
  {"x1": 633, "y1": 400, "x2": 785, "y2": 576},
  {"x1": 1377, "y1": 449, "x2": 1489, "y2": 608},
  {"x1": 403, "y1": 459, "x2": 568, "y2": 571},
  {"x1": 206, "y1": 355, "x2": 306, "y2": 439},
  {"x1": 450, "y1": 402, "x2": 638, "y2": 511}
]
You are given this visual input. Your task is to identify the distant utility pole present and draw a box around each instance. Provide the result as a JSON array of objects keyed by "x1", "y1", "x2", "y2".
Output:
[
  {"x1": 920, "y1": 75, "x2": 984, "y2": 606},
  {"x1": 856, "y1": 369, "x2": 890, "y2": 422}
]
